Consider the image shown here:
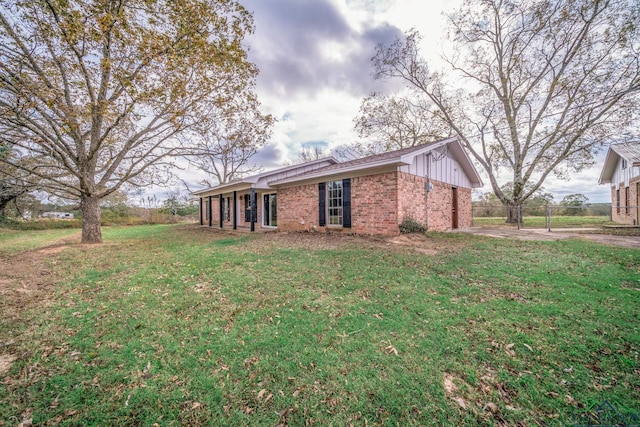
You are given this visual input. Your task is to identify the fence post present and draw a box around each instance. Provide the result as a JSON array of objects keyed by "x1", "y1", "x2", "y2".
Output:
[
  {"x1": 546, "y1": 205, "x2": 551, "y2": 232},
  {"x1": 471, "y1": 204, "x2": 475, "y2": 226}
]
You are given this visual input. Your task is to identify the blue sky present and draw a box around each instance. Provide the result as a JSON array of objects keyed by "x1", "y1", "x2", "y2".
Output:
[{"x1": 179, "y1": 0, "x2": 612, "y2": 203}]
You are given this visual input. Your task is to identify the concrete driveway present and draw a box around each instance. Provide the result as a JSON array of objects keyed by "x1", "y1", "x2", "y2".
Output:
[{"x1": 455, "y1": 227, "x2": 640, "y2": 249}]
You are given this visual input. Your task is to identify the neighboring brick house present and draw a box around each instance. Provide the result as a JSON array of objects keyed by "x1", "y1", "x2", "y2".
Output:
[
  {"x1": 599, "y1": 142, "x2": 640, "y2": 225},
  {"x1": 193, "y1": 138, "x2": 483, "y2": 235}
]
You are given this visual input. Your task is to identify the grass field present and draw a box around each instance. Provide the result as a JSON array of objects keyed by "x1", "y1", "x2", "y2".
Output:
[
  {"x1": 0, "y1": 225, "x2": 638, "y2": 426},
  {"x1": 472, "y1": 215, "x2": 615, "y2": 229}
]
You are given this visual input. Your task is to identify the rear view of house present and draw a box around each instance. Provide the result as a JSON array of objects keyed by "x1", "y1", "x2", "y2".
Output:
[
  {"x1": 194, "y1": 138, "x2": 483, "y2": 236},
  {"x1": 599, "y1": 142, "x2": 640, "y2": 225}
]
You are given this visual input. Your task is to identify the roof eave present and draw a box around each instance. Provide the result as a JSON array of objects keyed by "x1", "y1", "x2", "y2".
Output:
[
  {"x1": 598, "y1": 148, "x2": 619, "y2": 185},
  {"x1": 269, "y1": 158, "x2": 406, "y2": 186}
]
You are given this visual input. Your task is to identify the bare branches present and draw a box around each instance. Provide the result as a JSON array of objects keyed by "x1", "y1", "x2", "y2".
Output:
[
  {"x1": 184, "y1": 93, "x2": 274, "y2": 185},
  {"x1": 367, "y1": 0, "x2": 640, "y2": 209},
  {"x1": 355, "y1": 92, "x2": 451, "y2": 154}
]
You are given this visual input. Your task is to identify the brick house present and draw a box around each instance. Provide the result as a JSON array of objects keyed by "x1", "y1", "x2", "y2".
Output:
[
  {"x1": 194, "y1": 138, "x2": 483, "y2": 235},
  {"x1": 598, "y1": 142, "x2": 640, "y2": 225}
]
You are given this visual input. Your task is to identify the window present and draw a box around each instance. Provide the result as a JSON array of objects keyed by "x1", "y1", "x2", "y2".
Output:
[
  {"x1": 263, "y1": 193, "x2": 277, "y2": 227},
  {"x1": 327, "y1": 180, "x2": 343, "y2": 225},
  {"x1": 622, "y1": 159, "x2": 628, "y2": 169},
  {"x1": 319, "y1": 179, "x2": 351, "y2": 228},
  {"x1": 616, "y1": 189, "x2": 621, "y2": 214},
  {"x1": 244, "y1": 194, "x2": 251, "y2": 222},
  {"x1": 625, "y1": 186, "x2": 630, "y2": 214}
]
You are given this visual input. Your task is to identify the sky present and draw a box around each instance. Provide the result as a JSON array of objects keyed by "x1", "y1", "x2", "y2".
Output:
[{"x1": 180, "y1": 0, "x2": 612, "y2": 203}]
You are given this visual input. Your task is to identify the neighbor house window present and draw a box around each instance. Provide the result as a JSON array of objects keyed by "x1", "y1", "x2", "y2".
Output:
[
  {"x1": 616, "y1": 189, "x2": 621, "y2": 214},
  {"x1": 622, "y1": 159, "x2": 628, "y2": 169},
  {"x1": 327, "y1": 180, "x2": 343, "y2": 225}
]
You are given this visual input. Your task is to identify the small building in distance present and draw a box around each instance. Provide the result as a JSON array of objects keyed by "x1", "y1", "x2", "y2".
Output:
[{"x1": 41, "y1": 211, "x2": 74, "y2": 219}]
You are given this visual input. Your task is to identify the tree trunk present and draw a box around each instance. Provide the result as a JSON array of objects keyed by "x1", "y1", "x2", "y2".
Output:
[
  {"x1": 80, "y1": 194, "x2": 103, "y2": 243},
  {"x1": 505, "y1": 203, "x2": 522, "y2": 225}
]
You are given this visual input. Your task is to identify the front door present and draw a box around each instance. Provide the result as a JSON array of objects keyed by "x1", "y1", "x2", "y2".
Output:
[
  {"x1": 452, "y1": 187, "x2": 459, "y2": 229},
  {"x1": 263, "y1": 193, "x2": 277, "y2": 227}
]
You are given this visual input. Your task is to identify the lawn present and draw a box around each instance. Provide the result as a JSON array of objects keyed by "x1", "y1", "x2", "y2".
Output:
[
  {"x1": 0, "y1": 224, "x2": 638, "y2": 426},
  {"x1": 472, "y1": 215, "x2": 614, "y2": 229}
]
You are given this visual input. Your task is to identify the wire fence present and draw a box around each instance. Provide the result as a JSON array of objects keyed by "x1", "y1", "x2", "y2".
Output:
[{"x1": 471, "y1": 204, "x2": 640, "y2": 230}]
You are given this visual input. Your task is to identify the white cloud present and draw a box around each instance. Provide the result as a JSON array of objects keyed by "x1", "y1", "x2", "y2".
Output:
[{"x1": 181, "y1": 0, "x2": 613, "y2": 204}]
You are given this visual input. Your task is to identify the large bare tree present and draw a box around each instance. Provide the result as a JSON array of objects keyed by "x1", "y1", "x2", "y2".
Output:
[
  {"x1": 355, "y1": 93, "x2": 450, "y2": 155},
  {"x1": 366, "y1": 0, "x2": 640, "y2": 221},
  {"x1": 186, "y1": 93, "x2": 274, "y2": 186},
  {"x1": 0, "y1": 0, "x2": 258, "y2": 242}
]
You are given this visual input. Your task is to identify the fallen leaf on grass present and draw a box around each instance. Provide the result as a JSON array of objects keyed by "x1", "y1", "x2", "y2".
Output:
[
  {"x1": 384, "y1": 345, "x2": 399, "y2": 356},
  {"x1": 443, "y1": 374, "x2": 458, "y2": 395},
  {"x1": 483, "y1": 402, "x2": 499, "y2": 414},
  {"x1": 0, "y1": 354, "x2": 17, "y2": 376},
  {"x1": 523, "y1": 343, "x2": 534, "y2": 352},
  {"x1": 565, "y1": 394, "x2": 578, "y2": 406},
  {"x1": 257, "y1": 389, "x2": 267, "y2": 400},
  {"x1": 453, "y1": 397, "x2": 468, "y2": 409}
]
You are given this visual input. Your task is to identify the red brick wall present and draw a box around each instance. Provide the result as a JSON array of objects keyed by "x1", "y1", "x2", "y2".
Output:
[
  {"x1": 611, "y1": 177, "x2": 640, "y2": 225},
  {"x1": 351, "y1": 172, "x2": 399, "y2": 235},
  {"x1": 277, "y1": 173, "x2": 400, "y2": 235},
  {"x1": 397, "y1": 172, "x2": 427, "y2": 227},
  {"x1": 397, "y1": 172, "x2": 472, "y2": 231},
  {"x1": 277, "y1": 170, "x2": 473, "y2": 235},
  {"x1": 457, "y1": 187, "x2": 473, "y2": 228},
  {"x1": 277, "y1": 183, "x2": 320, "y2": 232}
]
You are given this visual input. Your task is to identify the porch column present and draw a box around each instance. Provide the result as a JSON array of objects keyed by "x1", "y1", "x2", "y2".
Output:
[
  {"x1": 250, "y1": 188, "x2": 255, "y2": 233},
  {"x1": 199, "y1": 197, "x2": 203, "y2": 226},
  {"x1": 233, "y1": 191, "x2": 237, "y2": 230},
  {"x1": 219, "y1": 194, "x2": 224, "y2": 228},
  {"x1": 207, "y1": 196, "x2": 212, "y2": 227}
]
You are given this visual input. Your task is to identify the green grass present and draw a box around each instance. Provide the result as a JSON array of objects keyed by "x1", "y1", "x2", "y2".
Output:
[
  {"x1": 0, "y1": 225, "x2": 638, "y2": 426},
  {"x1": 473, "y1": 215, "x2": 615, "y2": 228},
  {"x1": 0, "y1": 227, "x2": 80, "y2": 255}
]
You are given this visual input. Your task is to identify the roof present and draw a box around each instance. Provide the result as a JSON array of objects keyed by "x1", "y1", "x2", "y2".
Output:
[
  {"x1": 193, "y1": 137, "x2": 483, "y2": 195},
  {"x1": 598, "y1": 142, "x2": 640, "y2": 184},
  {"x1": 269, "y1": 137, "x2": 483, "y2": 187},
  {"x1": 192, "y1": 156, "x2": 339, "y2": 196}
]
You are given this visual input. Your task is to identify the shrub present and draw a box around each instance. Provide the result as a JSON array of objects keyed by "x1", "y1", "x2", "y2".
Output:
[{"x1": 399, "y1": 217, "x2": 426, "y2": 234}]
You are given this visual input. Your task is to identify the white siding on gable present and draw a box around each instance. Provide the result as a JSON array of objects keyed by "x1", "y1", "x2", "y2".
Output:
[
  {"x1": 611, "y1": 157, "x2": 640, "y2": 188},
  {"x1": 399, "y1": 151, "x2": 472, "y2": 188}
]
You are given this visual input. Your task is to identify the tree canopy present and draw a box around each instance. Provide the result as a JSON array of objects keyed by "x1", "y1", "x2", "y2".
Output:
[
  {"x1": 363, "y1": 0, "x2": 640, "y2": 221},
  {"x1": 0, "y1": 0, "x2": 260, "y2": 242}
]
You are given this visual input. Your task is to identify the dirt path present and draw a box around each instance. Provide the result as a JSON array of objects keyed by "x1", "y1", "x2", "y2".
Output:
[{"x1": 0, "y1": 232, "x2": 81, "y2": 322}]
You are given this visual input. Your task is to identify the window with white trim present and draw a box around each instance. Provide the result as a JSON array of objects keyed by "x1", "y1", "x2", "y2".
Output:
[{"x1": 327, "y1": 180, "x2": 343, "y2": 225}]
